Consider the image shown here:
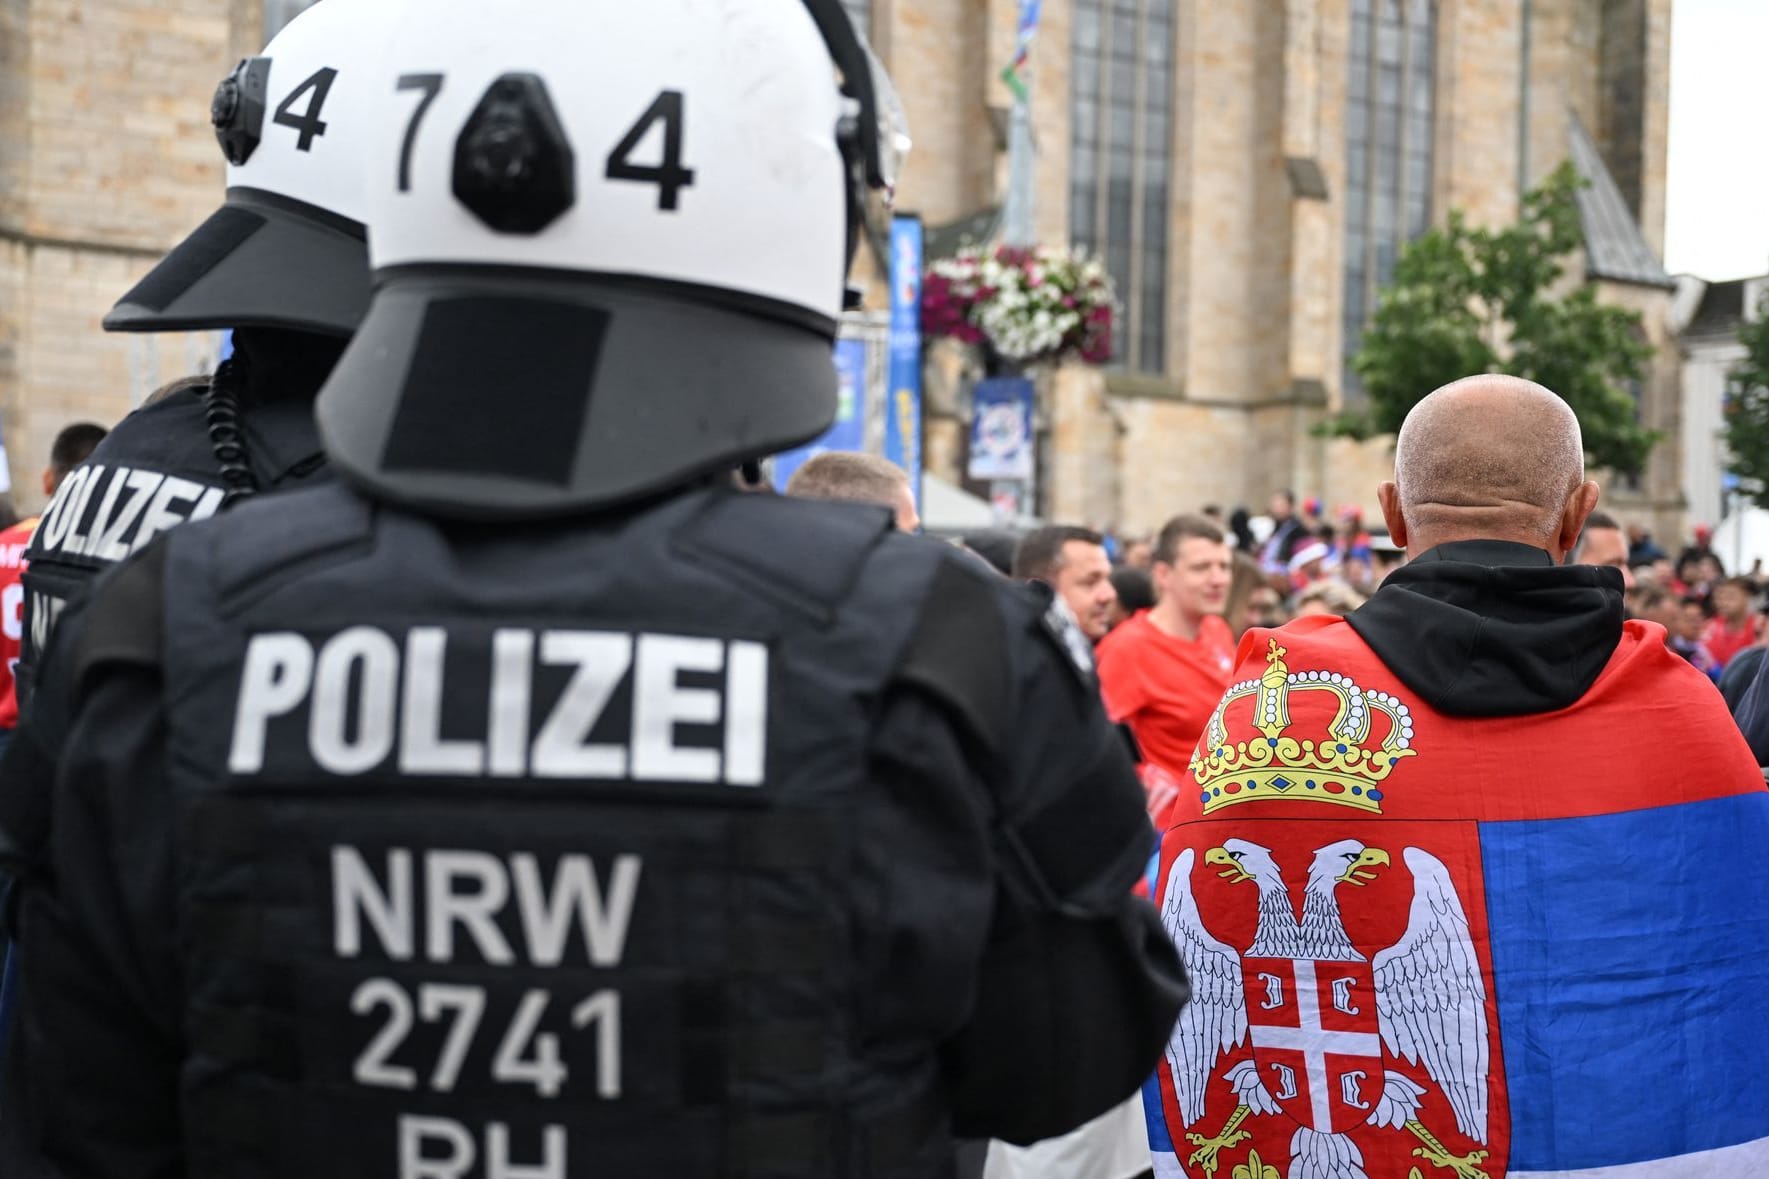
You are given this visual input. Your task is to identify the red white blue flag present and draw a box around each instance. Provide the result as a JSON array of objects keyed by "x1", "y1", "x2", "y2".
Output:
[{"x1": 1144, "y1": 619, "x2": 1769, "y2": 1178}]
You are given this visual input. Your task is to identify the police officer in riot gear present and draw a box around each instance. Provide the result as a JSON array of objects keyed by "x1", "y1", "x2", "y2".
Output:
[
  {"x1": 0, "y1": 0, "x2": 408, "y2": 1104},
  {"x1": 13, "y1": 0, "x2": 401, "y2": 711},
  {"x1": 0, "y1": 2, "x2": 1188, "y2": 1175}
]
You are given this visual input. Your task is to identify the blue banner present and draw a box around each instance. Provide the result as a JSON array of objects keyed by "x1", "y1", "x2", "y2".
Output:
[
  {"x1": 968, "y1": 377, "x2": 1036, "y2": 481},
  {"x1": 884, "y1": 216, "x2": 924, "y2": 504},
  {"x1": 771, "y1": 337, "x2": 869, "y2": 490}
]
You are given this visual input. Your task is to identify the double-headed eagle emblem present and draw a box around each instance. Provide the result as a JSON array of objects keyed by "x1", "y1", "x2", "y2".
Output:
[{"x1": 1162, "y1": 838, "x2": 1492, "y2": 1179}]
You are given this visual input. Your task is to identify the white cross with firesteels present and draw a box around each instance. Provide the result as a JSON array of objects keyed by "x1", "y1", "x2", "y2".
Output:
[{"x1": 1249, "y1": 960, "x2": 1383, "y2": 1131}]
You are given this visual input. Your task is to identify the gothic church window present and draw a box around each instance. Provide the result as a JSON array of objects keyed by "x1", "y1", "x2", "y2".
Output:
[
  {"x1": 1342, "y1": 0, "x2": 1436, "y2": 396},
  {"x1": 1071, "y1": 0, "x2": 1174, "y2": 374}
]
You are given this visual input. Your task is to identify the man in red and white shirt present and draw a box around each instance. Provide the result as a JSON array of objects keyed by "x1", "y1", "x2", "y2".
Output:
[
  {"x1": 0, "y1": 422, "x2": 107, "y2": 747},
  {"x1": 1096, "y1": 514, "x2": 1235, "y2": 814}
]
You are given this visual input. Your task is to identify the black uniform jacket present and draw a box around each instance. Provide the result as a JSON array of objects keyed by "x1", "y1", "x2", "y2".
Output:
[{"x1": 0, "y1": 481, "x2": 1186, "y2": 1179}]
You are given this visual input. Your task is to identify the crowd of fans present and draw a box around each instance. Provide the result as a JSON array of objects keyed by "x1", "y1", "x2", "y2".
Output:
[
  {"x1": 1023, "y1": 492, "x2": 1766, "y2": 681},
  {"x1": 850, "y1": 473, "x2": 1767, "y2": 668},
  {"x1": 934, "y1": 482, "x2": 1769, "y2": 807},
  {"x1": 896, "y1": 467, "x2": 1769, "y2": 1178},
  {"x1": 963, "y1": 489, "x2": 1407, "y2": 641}
]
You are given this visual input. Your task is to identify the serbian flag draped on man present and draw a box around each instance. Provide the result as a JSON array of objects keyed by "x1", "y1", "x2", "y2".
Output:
[{"x1": 1142, "y1": 598, "x2": 1769, "y2": 1179}]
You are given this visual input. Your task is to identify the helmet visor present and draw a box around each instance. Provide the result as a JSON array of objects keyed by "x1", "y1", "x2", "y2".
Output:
[{"x1": 105, "y1": 187, "x2": 368, "y2": 336}]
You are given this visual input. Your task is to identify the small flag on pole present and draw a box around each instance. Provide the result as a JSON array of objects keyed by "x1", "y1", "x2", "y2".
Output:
[{"x1": 999, "y1": 0, "x2": 1042, "y2": 105}]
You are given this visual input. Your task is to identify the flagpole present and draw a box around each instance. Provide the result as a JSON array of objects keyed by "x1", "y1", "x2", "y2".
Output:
[
  {"x1": 1001, "y1": 0, "x2": 1040, "y2": 248},
  {"x1": 1003, "y1": 95, "x2": 1033, "y2": 247}
]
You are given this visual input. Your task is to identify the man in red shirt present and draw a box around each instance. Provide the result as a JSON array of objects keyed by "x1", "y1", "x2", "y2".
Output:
[
  {"x1": 0, "y1": 422, "x2": 106, "y2": 747},
  {"x1": 1096, "y1": 514, "x2": 1235, "y2": 784},
  {"x1": 1703, "y1": 575, "x2": 1760, "y2": 670}
]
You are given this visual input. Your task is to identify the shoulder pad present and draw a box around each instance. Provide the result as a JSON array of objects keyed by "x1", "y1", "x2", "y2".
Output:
[
  {"x1": 71, "y1": 538, "x2": 169, "y2": 689},
  {"x1": 674, "y1": 492, "x2": 893, "y2": 624},
  {"x1": 84, "y1": 385, "x2": 221, "y2": 473},
  {"x1": 203, "y1": 482, "x2": 375, "y2": 612},
  {"x1": 894, "y1": 553, "x2": 1013, "y2": 758}
]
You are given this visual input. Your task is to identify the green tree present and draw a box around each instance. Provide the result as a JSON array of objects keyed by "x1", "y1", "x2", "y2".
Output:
[
  {"x1": 1723, "y1": 293, "x2": 1769, "y2": 507},
  {"x1": 1332, "y1": 161, "x2": 1657, "y2": 475}
]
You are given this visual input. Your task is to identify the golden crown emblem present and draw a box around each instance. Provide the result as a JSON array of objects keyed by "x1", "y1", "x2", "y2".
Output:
[{"x1": 1190, "y1": 639, "x2": 1417, "y2": 815}]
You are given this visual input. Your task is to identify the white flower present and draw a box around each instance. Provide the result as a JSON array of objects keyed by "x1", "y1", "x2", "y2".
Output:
[{"x1": 928, "y1": 241, "x2": 1119, "y2": 363}]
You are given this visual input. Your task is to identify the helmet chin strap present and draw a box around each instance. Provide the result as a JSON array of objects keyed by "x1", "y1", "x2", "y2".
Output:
[
  {"x1": 808, "y1": 0, "x2": 896, "y2": 310},
  {"x1": 837, "y1": 102, "x2": 868, "y2": 308}
]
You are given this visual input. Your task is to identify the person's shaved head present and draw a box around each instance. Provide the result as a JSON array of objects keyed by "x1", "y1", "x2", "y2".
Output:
[{"x1": 1380, "y1": 374, "x2": 1600, "y2": 560}]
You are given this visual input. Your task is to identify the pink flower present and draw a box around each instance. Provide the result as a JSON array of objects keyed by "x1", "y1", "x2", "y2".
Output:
[{"x1": 921, "y1": 243, "x2": 1121, "y2": 362}]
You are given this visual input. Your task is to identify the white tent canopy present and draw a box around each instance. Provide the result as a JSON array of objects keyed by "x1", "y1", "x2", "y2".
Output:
[
  {"x1": 1713, "y1": 507, "x2": 1769, "y2": 576},
  {"x1": 919, "y1": 471, "x2": 1041, "y2": 532}
]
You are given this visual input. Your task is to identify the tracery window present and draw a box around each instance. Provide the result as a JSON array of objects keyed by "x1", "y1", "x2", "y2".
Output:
[
  {"x1": 1070, "y1": 0, "x2": 1174, "y2": 374},
  {"x1": 1343, "y1": 0, "x2": 1437, "y2": 395}
]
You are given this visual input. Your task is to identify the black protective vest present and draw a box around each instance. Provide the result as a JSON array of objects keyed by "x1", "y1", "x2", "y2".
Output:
[
  {"x1": 151, "y1": 480, "x2": 1062, "y2": 1179},
  {"x1": 16, "y1": 384, "x2": 324, "y2": 707}
]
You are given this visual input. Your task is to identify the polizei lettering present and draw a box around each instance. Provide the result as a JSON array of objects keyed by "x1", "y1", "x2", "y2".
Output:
[
  {"x1": 228, "y1": 626, "x2": 769, "y2": 785},
  {"x1": 26, "y1": 591, "x2": 68, "y2": 664},
  {"x1": 32, "y1": 463, "x2": 224, "y2": 561}
]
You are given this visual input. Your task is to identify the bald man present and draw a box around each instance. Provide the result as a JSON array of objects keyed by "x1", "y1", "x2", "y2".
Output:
[{"x1": 1141, "y1": 375, "x2": 1769, "y2": 1178}]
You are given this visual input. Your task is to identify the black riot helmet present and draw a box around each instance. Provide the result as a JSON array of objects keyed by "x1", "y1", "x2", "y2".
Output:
[{"x1": 314, "y1": 0, "x2": 910, "y2": 520}]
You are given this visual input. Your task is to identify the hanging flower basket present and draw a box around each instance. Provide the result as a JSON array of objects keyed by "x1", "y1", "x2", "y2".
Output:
[{"x1": 921, "y1": 243, "x2": 1118, "y2": 369}]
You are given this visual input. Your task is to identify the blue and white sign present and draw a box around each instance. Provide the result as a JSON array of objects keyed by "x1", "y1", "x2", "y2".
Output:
[
  {"x1": 968, "y1": 377, "x2": 1035, "y2": 481},
  {"x1": 771, "y1": 337, "x2": 869, "y2": 490}
]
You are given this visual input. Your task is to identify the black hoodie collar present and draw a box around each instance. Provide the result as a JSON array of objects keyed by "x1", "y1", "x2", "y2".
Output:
[{"x1": 1345, "y1": 539, "x2": 1624, "y2": 717}]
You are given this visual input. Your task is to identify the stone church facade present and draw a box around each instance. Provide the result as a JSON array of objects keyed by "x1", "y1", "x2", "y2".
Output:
[
  {"x1": 2, "y1": 0, "x2": 1679, "y2": 535},
  {"x1": 880, "y1": 0, "x2": 1679, "y2": 536}
]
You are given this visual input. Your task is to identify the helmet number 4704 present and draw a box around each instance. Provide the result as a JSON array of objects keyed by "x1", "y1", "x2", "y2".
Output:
[{"x1": 393, "y1": 73, "x2": 696, "y2": 212}]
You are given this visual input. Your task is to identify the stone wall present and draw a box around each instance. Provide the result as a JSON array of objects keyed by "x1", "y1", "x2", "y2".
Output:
[
  {"x1": 1527, "y1": 0, "x2": 1603, "y2": 188},
  {"x1": 1635, "y1": 0, "x2": 1671, "y2": 260},
  {"x1": 1179, "y1": 0, "x2": 1293, "y2": 410},
  {"x1": 1436, "y1": 0, "x2": 1525, "y2": 226},
  {"x1": 1593, "y1": 279, "x2": 1684, "y2": 542},
  {"x1": 882, "y1": 0, "x2": 993, "y2": 230},
  {"x1": 1113, "y1": 398, "x2": 1252, "y2": 536},
  {"x1": 0, "y1": 0, "x2": 261, "y2": 511},
  {"x1": 1043, "y1": 363, "x2": 1119, "y2": 528}
]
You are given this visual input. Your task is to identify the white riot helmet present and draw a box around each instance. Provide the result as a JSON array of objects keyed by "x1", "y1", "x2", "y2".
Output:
[
  {"x1": 315, "y1": 0, "x2": 909, "y2": 519},
  {"x1": 105, "y1": 0, "x2": 404, "y2": 336}
]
